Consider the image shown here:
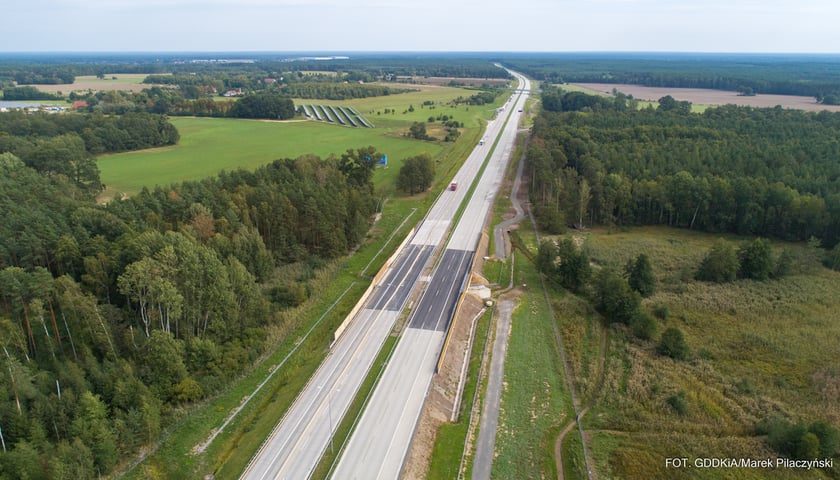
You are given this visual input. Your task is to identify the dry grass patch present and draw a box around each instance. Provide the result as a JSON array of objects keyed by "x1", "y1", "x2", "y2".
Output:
[{"x1": 555, "y1": 226, "x2": 840, "y2": 479}]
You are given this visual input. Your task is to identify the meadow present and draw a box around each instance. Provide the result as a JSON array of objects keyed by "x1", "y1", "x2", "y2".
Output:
[
  {"x1": 550, "y1": 226, "x2": 840, "y2": 479},
  {"x1": 98, "y1": 84, "x2": 502, "y2": 200}
]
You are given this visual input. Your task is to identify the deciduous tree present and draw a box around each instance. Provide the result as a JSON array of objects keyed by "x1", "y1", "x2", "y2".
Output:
[{"x1": 397, "y1": 153, "x2": 435, "y2": 195}]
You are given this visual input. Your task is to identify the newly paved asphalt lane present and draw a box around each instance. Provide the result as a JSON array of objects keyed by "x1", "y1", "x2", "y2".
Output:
[{"x1": 408, "y1": 249, "x2": 472, "y2": 331}]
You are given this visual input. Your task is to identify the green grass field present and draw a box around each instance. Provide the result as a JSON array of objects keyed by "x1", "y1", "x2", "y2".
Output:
[
  {"x1": 98, "y1": 84, "x2": 507, "y2": 200},
  {"x1": 491, "y1": 253, "x2": 573, "y2": 479},
  {"x1": 98, "y1": 117, "x2": 443, "y2": 198}
]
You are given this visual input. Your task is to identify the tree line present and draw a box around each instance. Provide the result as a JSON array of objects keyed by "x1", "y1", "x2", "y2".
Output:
[
  {"x1": 0, "y1": 143, "x2": 380, "y2": 479},
  {"x1": 66, "y1": 88, "x2": 296, "y2": 120},
  {"x1": 279, "y1": 82, "x2": 411, "y2": 100},
  {"x1": 0, "y1": 111, "x2": 178, "y2": 197},
  {"x1": 526, "y1": 88, "x2": 840, "y2": 250},
  {"x1": 502, "y1": 53, "x2": 840, "y2": 101},
  {"x1": 452, "y1": 89, "x2": 502, "y2": 106},
  {"x1": 2, "y1": 86, "x2": 63, "y2": 101}
]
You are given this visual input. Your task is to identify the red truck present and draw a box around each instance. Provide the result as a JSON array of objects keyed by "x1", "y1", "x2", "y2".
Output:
[{"x1": 450, "y1": 181, "x2": 458, "y2": 191}]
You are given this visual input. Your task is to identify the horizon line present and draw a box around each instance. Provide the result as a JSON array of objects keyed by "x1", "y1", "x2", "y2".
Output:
[{"x1": 2, "y1": 50, "x2": 840, "y2": 56}]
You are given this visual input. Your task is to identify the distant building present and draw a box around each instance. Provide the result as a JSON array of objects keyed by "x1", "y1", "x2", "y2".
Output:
[{"x1": 72, "y1": 100, "x2": 89, "y2": 110}]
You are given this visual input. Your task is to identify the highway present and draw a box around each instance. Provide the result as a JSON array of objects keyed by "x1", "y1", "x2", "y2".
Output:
[
  {"x1": 331, "y1": 71, "x2": 531, "y2": 479},
  {"x1": 239, "y1": 69, "x2": 530, "y2": 480}
]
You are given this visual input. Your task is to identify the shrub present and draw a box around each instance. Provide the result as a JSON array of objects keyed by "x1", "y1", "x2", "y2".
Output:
[
  {"x1": 738, "y1": 237, "x2": 774, "y2": 280},
  {"x1": 594, "y1": 268, "x2": 641, "y2": 325},
  {"x1": 626, "y1": 253, "x2": 656, "y2": 297},
  {"x1": 810, "y1": 420, "x2": 840, "y2": 457},
  {"x1": 173, "y1": 377, "x2": 204, "y2": 403},
  {"x1": 772, "y1": 248, "x2": 795, "y2": 278},
  {"x1": 735, "y1": 378, "x2": 754, "y2": 394},
  {"x1": 667, "y1": 391, "x2": 689, "y2": 415},
  {"x1": 760, "y1": 417, "x2": 840, "y2": 459},
  {"x1": 631, "y1": 311, "x2": 658, "y2": 340},
  {"x1": 653, "y1": 304, "x2": 670, "y2": 320},
  {"x1": 658, "y1": 327, "x2": 689, "y2": 360},
  {"x1": 696, "y1": 239, "x2": 738, "y2": 283},
  {"x1": 824, "y1": 243, "x2": 840, "y2": 271}
]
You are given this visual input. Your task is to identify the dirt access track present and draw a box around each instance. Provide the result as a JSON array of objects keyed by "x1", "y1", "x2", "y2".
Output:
[{"x1": 575, "y1": 82, "x2": 840, "y2": 112}]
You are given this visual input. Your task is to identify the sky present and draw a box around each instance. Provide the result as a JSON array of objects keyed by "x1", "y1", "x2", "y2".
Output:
[{"x1": 3, "y1": 0, "x2": 839, "y2": 53}]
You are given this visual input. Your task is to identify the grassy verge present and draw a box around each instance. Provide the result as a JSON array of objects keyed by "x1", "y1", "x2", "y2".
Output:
[
  {"x1": 491, "y1": 248, "x2": 572, "y2": 479},
  {"x1": 473, "y1": 137, "x2": 574, "y2": 477},
  {"x1": 482, "y1": 258, "x2": 507, "y2": 286},
  {"x1": 561, "y1": 425, "x2": 587, "y2": 479}
]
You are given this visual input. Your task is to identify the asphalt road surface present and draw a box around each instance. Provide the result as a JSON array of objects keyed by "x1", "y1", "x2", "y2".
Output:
[
  {"x1": 331, "y1": 70, "x2": 531, "y2": 480},
  {"x1": 240, "y1": 69, "x2": 530, "y2": 480}
]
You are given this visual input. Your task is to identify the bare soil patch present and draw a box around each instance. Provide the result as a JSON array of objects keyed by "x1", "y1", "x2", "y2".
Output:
[
  {"x1": 574, "y1": 82, "x2": 840, "y2": 112},
  {"x1": 24, "y1": 74, "x2": 167, "y2": 95}
]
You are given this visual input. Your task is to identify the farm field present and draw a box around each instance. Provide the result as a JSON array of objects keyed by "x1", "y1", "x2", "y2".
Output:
[
  {"x1": 99, "y1": 83, "x2": 509, "y2": 200},
  {"x1": 24, "y1": 73, "x2": 164, "y2": 94},
  {"x1": 574, "y1": 82, "x2": 840, "y2": 112},
  {"x1": 548, "y1": 226, "x2": 840, "y2": 479}
]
